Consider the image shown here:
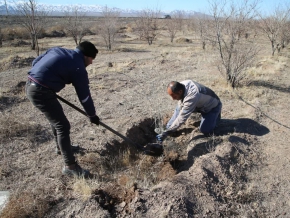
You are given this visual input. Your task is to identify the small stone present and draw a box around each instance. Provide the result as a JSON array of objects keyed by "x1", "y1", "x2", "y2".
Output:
[
  {"x1": 120, "y1": 201, "x2": 126, "y2": 208},
  {"x1": 252, "y1": 202, "x2": 258, "y2": 208},
  {"x1": 132, "y1": 197, "x2": 138, "y2": 203}
]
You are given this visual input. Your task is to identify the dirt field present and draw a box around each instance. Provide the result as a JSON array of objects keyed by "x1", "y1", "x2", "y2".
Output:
[{"x1": 0, "y1": 18, "x2": 290, "y2": 217}]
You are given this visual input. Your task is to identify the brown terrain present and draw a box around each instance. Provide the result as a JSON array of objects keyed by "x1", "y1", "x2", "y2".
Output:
[{"x1": 0, "y1": 16, "x2": 290, "y2": 217}]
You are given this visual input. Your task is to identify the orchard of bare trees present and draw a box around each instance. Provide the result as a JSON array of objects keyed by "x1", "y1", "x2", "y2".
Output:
[{"x1": 1, "y1": 0, "x2": 290, "y2": 87}]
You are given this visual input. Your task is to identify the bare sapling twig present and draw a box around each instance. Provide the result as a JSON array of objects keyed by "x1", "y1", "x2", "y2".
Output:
[{"x1": 63, "y1": 5, "x2": 89, "y2": 46}]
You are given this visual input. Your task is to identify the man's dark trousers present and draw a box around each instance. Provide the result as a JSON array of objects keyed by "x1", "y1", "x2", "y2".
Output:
[{"x1": 26, "y1": 80, "x2": 75, "y2": 165}]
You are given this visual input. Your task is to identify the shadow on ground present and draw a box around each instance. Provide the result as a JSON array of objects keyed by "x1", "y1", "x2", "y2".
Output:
[
  {"x1": 214, "y1": 118, "x2": 270, "y2": 136},
  {"x1": 175, "y1": 118, "x2": 269, "y2": 172},
  {"x1": 248, "y1": 80, "x2": 290, "y2": 93}
]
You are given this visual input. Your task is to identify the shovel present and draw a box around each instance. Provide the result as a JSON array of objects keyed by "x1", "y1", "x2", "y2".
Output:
[{"x1": 56, "y1": 94, "x2": 163, "y2": 156}]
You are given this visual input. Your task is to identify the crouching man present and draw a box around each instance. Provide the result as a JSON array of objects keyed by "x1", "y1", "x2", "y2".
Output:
[{"x1": 157, "y1": 80, "x2": 222, "y2": 142}]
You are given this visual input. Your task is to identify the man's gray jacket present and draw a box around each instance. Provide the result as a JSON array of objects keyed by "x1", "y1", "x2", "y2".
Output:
[{"x1": 167, "y1": 80, "x2": 220, "y2": 132}]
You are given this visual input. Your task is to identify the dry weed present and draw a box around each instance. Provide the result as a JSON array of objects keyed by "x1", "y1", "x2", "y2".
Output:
[
  {"x1": 0, "y1": 55, "x2": 34, "y2": 71},
  {"x1": 73, "y1": 177, "x2": 93, "y2": 201},
  {"x1": 1, "y1": 26, "x2": 30, "y2": 40},
  {"x1": 0, "y1": 88, "x2": 8, "y2": 99},
  {"x1": 118, "y1": 174, "x2": 130, "y2": 186},
  {"x1": 0, "y1": 114, "x2": 46, "y2": 143},
  {"x1": 125, "y1": 25, "x2": 133, "y2": 33},
  {"x1": 83, "y1": 146, "x2": 162, "y2": 189},
  {"x1": 0, "y1": 191, "x2": 50, "y2": 218}
]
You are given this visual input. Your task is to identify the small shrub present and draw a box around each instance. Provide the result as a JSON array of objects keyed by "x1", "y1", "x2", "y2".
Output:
[
  {"x1": 0, "y1": 191, "x2": 50, "y2": 218},
  {"x1": 73, "y1": 178, "x2": 92, "y2": 201},
  {"x1": 1, "y1": 27, "x2": 30, "y2": 40}
]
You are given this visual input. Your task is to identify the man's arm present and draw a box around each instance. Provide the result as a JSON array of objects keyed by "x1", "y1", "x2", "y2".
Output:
[
  {"x1": 166, "y1": 103, "x2": 193, "y2": 132},
  {"x1": 166, "y1": 93, "x2": 199, "y2": 132},
  {"x1": 157, "y1": 98, "x2": 198, "y2": 142},
  {"x1": 72, "y1": 68, "x2": 96, "y2": 117}
]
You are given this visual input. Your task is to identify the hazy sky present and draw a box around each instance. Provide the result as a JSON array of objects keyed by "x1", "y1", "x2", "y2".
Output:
[{"x1": 35, "y1": 0, "x2": 284, "y2": 13}]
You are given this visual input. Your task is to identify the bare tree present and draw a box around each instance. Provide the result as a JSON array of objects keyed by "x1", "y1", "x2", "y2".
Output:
[
  {"x1": 63, "y1": 5, "x2": 88, "y2": 46},
  {"x1": 185, "y1": 13, "x2": 196, "y2": 32},
  {"x1": 15, "y1": 0, "x2": 49, "y2": 55},
  {"x1": 164, "y1": 15, "x2": 179, "y2": 43},
  {"x1": 164, "y1": 11, "x2": 185, "y2": 43},
  {"x1": 280, "y1": 21, "x2": 290, "y2": 49},
  {"x1": 4, "y1": 0, "x2": 9, "y2": 15},
  {"x1": 0, "y1": 27, "x2": 2, "y2": 47},
  {"x1": 196, "y1": 15, "x2": 212, "y2": 50},
  {"x1": 98, "y1": 6, "x2": 120, "y2": 50},
  {"x1": 207, "y1": 0, "x2": 260, "y2": 88},
  {"x1": 135, "y1": 8, "x2": 161, "y2": 45},
  {"x1": 258, "y1": 6, "x2": 290, "y2": 56},
  {"x1": 173, "y1": 11, "x2": 185, "y2": 31}
]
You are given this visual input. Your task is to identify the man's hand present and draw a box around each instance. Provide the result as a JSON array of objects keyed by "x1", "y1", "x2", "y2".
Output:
[
  {"x1": 156, "y1": 132, "x2": 168, "y2": 142},
  {"x1": 89, "y1": 115, "x2": 100, "y2": 125}
]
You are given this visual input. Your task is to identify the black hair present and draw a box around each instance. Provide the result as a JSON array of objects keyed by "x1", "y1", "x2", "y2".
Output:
[
  {"x1": 168, "y1": 81, "x2": 185, "y2": 94},
  {"x1": 77, "y1": 41, "x2": 98, "y2": 59}
]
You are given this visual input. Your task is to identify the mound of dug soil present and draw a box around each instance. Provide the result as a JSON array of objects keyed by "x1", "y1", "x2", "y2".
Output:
[{"x1": 38, "y1": 116, "x2": 264, "y2": 218}]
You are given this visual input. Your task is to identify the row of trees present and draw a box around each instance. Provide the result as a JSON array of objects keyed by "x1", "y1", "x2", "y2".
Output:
[
  {"x1": 2, "y1": 0, "x2": 290, "y2": 88},
  {"x1": 200, "y1": 0, "x2": 290, "y2": 88}
]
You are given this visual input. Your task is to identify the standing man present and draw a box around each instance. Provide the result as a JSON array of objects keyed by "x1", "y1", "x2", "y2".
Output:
[
  {"x1": 26, "y1": 41, "x2": 99, "y2": 177},
  {"x1": 157, "y1": 80, "x2": 222, "y2": 142}
]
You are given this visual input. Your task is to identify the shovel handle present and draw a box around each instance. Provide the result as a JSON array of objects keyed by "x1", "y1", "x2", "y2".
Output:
[{"x1": 56, "y1": 94, "x2": 144, "y2": 150}]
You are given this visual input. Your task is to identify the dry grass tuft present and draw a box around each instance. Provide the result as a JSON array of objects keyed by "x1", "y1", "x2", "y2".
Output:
[
  {"x1": 73, "y1": 177, "x2": 93, "y2": 201},
  {"x1": 79, "y1": 146, "x2": 163, "y2": 189},
  {"x1": 0, "y1": 55, "x2": 34, "y2": 71},
  {"x1": 0, "y1": 192, "x2": 50, "y2": 218},
  {"x1": 0, "y1": 115, "x2": 46, "y2": 143},
  {"x1": 1, "y1": 27, "x2": 30, "y2": 40},
  {"x1": 157, "y1": 162, "x2": 176, "y2": 181},
  {"x1": 125, "y1": 25, "x2": 133, "y2": 33},
  {"x1": 120, "y1": 149, "x2": 132, "y2": 166},
  {"x1": 118, "y1": 174, "x2": 130, "y2": 186}
]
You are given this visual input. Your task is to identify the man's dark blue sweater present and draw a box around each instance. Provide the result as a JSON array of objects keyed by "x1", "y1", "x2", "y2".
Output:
[{"x1": 28, "y1": 47, "x2": 96, "y2": 117}]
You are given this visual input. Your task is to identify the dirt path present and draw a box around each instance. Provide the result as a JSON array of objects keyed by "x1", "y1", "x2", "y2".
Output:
[{"x1": 244, "y1": 71, "x2": 290, "y2": 216}]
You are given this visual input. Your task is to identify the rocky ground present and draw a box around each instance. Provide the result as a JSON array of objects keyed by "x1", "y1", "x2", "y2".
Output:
[{"x1": 0, "y1": 30, "x2": 289, "y2": 217}]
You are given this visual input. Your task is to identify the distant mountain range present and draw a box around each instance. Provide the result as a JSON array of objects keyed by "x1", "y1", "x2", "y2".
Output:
[{"x1": 0, "y1": 1, "x2": 205, "y2": 17}]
